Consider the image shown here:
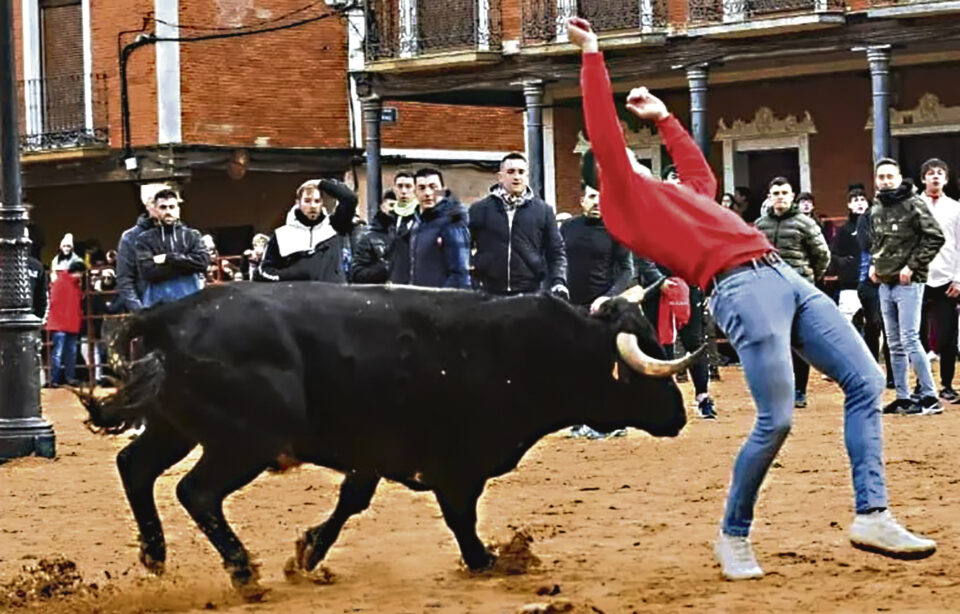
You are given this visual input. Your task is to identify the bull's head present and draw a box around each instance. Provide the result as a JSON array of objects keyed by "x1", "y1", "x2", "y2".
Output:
[{"x1": 587, "y1": 287, "x2": 703, "y2": 436}]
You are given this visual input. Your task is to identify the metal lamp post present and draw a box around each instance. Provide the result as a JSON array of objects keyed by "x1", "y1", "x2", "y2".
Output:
[{"x1": 0, "y1": 0, "x2": 55, "y2": 460}]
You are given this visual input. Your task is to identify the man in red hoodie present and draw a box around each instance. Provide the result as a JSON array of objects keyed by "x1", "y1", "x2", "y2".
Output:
[
  {"x1": 566, "y1": 17, "x2": 935, "y2": 580},
  {"x1": 46, "y1": 259, "x2": 85, "y2": 387}
]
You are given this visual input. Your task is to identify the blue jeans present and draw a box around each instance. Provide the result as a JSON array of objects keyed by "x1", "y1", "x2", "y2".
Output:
[
  {"x1": 878, "y1": 282, "x2": 936, "y2": 400},
  {"x1": 50, "y1": 331, "x2": 78, "y2": 385},
  {"x1": 709, "y1": 262, "x2": 887, "y2": 537}
]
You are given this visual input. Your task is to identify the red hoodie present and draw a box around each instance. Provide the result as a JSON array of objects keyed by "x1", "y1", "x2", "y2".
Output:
[
  {"x1": 46, "y1": 273, "x2": 83, "y2": 334},
  {"x1": 580, "y1": 52, "x2": 772, "y2": 289}
]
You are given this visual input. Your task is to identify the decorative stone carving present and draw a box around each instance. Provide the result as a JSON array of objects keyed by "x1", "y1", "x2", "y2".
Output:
[
  {"x1": 865, "y1": 93, "x2": 960, "y2": 131},
  {"x1": 574, "y1": 121, "x2": 661, "y2": 154},
  {"x1": 715, "y1": 107, "x2": 817, "y2": 141}
]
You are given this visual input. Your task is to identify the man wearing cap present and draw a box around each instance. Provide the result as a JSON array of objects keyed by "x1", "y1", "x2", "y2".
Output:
[{"x1": 116, "y1": 183, "x2": 167, "y2": 312}]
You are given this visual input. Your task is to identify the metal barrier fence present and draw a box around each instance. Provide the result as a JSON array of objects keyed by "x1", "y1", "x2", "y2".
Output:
[
  {"x1": 17, "y1": 73, "x2": 109, "y2": 152},
  {"x1": 365, "y1": 0, "x2": 503, "y2": 60},
  {"x1": 43, "y1": 256, "x2": 246, "y2": 389}
]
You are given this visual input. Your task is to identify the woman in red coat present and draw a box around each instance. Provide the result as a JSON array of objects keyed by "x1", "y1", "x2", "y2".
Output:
[{"x1": 46, "y1": 259, "x2": 85, "y2": 386}]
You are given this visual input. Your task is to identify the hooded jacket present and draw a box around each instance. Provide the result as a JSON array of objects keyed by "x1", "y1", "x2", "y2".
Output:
[
  {"x1": 868, "y1": 183, "x2": 945, "y2": 284},
  {"x1": 830, "y1": 212, "x2": 864, "y2": 288},
  {"x1": 350, "y1": 208, "x2": 419, "y2": 284},
  {"x1": 469, "y1": 185, "x2": 567, "y2": 294},
  {"x1": 136, "y1": 220, "x2": 209, "y2": 307},
  {"x1": 409, "y1": 195, "x2": 471, "y2": 289},
  {"x1": 259, "y1": 179, "x2": 359, "y2": 283},
  {"x1": 116, "y1": 214, "x2": 155, "y2": 312},
  {"x1": 754, "y1": 203, "x2": 831, "y2": 282}
]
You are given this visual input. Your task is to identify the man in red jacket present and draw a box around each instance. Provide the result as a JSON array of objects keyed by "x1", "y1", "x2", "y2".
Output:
[
  {"x1": 46, "y1": 259, "x2": 85, "y2": 387},
  {"x1": 566, "y1": 17, "x2": 935, "y2": 580}
]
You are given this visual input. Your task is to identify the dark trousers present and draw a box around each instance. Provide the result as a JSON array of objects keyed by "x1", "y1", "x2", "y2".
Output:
[
  {"x1": 858, "y1": 281, "x2": 894, "y2": 381},
  {"x1": 651, "y1": 286, "x2": 709, "y2": 396},
  {"x1": 793, "y1": 351, "x2": 810, "y2": 395},
  {"x1": 920, "y1": 283, "x2": 959, "y2": 389}
]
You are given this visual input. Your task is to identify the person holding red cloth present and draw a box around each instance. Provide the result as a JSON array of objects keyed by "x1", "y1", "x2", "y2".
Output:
[{"x1": 566, "y1": 17, "x2": 935, "y2": 581}]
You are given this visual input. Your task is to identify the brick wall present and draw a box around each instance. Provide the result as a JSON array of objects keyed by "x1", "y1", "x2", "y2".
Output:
[
  {"x1": 501, "y1": 0, "x2": 523, "y2": 41},
  {"x1": 382, "y1": 101, "x2": 525, "y2": 150}
]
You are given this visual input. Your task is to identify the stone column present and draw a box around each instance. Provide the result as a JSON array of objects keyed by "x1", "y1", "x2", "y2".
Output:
[
  {"x1": 362, "y1": 94, "x2": 383, "y2": 222},
  {"x1": 866, "y1": 45, "x2": 892, "y2": 163},
  {"x1": 524, "y1": 80, "x2": 545, "y2": 199},
  {"x1": 686, "y1": 63, "x2": 710, "y2": 156}
]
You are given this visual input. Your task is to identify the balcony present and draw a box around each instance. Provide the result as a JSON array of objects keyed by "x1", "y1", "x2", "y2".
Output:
[
  {"x1": 18, "y1": 73, "x2": 110, "y2": 154},
  {"x1": 867, "y1": 0, "x2": 960, "y2": 18},
  {"x1": 365, "y1": 0, "x2": 503, "y2": 70},
  {"x1": 522, "y1": 0, "x2": 669, "y2": 46},
  {"x1": 687, "y1": 0, "x2": 846, "y2": 37}
]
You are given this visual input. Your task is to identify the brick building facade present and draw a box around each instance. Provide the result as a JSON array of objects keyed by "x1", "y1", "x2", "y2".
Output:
[{"x1": 13, "y1": 0, "x2": 523, "y2": 261}]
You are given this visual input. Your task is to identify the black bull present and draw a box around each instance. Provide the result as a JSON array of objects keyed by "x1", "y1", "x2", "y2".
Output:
[{"x1": 74, "y1": 282, "x2": 700, "y2": 598}]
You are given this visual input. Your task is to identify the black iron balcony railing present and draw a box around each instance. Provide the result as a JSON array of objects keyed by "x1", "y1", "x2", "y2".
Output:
[
  {"x1": 522, "y1": 0, "x2": 668, "y2": 44},
  {"x1": 688, "y1": 0, "x2": 845, "y2": 24},
  {"x1": 365, "y1": 0, "x2": 502, "y2": 61},
  {"x1": 17, "y1": 73, "x2": 109, "y2": 152}
]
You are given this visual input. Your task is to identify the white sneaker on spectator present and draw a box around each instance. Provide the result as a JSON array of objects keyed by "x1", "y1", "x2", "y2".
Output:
[
  {"x1": 927, "y1": 351, "x2": 940, "y2": 363},
  {"x1": 714, "y1": 532, "x2": 764, "y2": 580},
  {"x1": 850, "y1": 510, "x2": 936, "y2": 559}
]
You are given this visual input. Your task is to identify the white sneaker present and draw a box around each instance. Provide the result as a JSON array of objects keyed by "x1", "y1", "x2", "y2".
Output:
[
  {"x1": 850, "y1": 510, "x2": 936, "y2": 560},
  {"x1": 927, "y1": 351, "x2": 940, "y2": 363},
  {"x1": 714, "y1": 532, "x2": 764, "y2": 580}
]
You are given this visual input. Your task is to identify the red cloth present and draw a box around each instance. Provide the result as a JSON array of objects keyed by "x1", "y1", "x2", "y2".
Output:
[
  {"x1": 658, "y1": 277, "x2": 691, "y2": 345},
  {"x1": 580, "y1": 52, "x2": 773, "y2": 289},
  {"x1": 46, "y1": 273, "x2": 83, "y2": 334}
]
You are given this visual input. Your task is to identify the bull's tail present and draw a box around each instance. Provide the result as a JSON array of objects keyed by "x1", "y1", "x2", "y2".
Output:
[{"x1": 67, "y1": 311, "x2": 167, "y2": 434}]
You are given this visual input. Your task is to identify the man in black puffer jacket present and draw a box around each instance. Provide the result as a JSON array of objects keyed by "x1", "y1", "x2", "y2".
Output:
[
  {"x1": 469, "y1": 153, "x2": 568, "y2": 297},
  {"x1": 409, "y1": 167, "x2": 471, "y2": 289},
  {"x1": 755, "y1": 177, "x2": 830, "y2": 409},
  {"x1": 259, "y1": 178, "x2": 359, "y2": 283}
]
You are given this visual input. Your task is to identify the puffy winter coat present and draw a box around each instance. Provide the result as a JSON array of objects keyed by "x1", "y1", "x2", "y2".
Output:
[
  {"x1": 409, "y1": 196, "x2": 471, "y2": 289},
  {"x1": 868, "y1": 183, "x2": 945, "y2": 284},
  {"x1": 754, "y1": 204, "x2": 830, "y2": 282},
  {"x1": 469, "y1": 187, "x2": 567, "y2": 294}
]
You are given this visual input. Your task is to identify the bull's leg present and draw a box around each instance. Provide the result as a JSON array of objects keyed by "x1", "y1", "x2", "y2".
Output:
[
  {"x1": 175, "y1": 447, "x2": 270, "y2": 600},
  {"x1": 116, "y1": 418, "x2": 196, "y2": 575},
  {"x1": 434, "y1": 482, "x2": 494, "y2": 571},
  {"x1": 295, "y1": 471, "x2": 379, "y2": 571}
]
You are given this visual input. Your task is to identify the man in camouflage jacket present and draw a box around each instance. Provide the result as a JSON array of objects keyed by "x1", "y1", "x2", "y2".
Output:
[{"x1": 868, "y1": 158, "x2": 945, "y2": 415}]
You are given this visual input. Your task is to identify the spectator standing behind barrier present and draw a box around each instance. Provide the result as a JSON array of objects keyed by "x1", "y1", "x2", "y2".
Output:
[
  {"x1": 351, "y1": 190, "x2": 398, "y2": 284},
  {"x1": 50, "y1": 233, "x2": 82, "y2": 282},
  {"x1": 259, "y1": 179, "x2": 359, "y2": 282},
  {"x1": 116, "y1": 183, "x2": 166, "y2": 312},
  {"x1": 917, "y1": 158, "x2": 960, "y2": 403},
  {"x1": 469, "y1": 152, "x2": 568, "y2": 298},
  {"x1": 755, "y1": 177, "x2": 831, "y2": 409},
  {"x1": 45, "y1": 260, "x2": 85, "y2": 387},
  {"x1": 136, "y1": 188, "x2": 209, "y2": 308},
  {"x1": 869, "y1": 158, "x2": 945, "y2": 416},
  {"x1": 408, "y1": 167, "x2": 471, "y2": 289},
  {"x1": 243, "y1": 233, "x2": 270, "y2": 280}
]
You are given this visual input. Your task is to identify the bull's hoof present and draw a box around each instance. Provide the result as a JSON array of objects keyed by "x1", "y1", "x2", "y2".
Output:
[
  {"x1": 294, "y1": 529, "x2": 330, "y2": 571},
  {"x1": 283, "y1": 556, "x2": 336, "y2": 585},
  {"x1": 139, "y1": 545, "x2": 165, "y2": 576},
  {"x1": 235, "y1": 581, "x2": 270, "y2": 603},
  {"x1": 464, "y1": 551, "x2": 497, "y2": 573}
]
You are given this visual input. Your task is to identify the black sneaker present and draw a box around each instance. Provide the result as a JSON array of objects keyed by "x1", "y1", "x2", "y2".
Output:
[
  {"x1": 883, "y1": 399, "x2": 910, "y2": 414},
  {"x1": 885, "y1": 380, "x2": 896, "y2": 390},
  {"x1": 917, "y1": 396, "x2": 944, "y2": 415},
  {"x1": 939, "y1": 388, "x2": 959, "y2": 403},
  {"x1": 794, "y1": 392, "x2": 807, "y2": 409},
  {"x1": 698, "y1": 396, "x2": 717, "y2": 419},
  {"x1": 897, "y1": 401, "x2": 924, "y2": 416}
]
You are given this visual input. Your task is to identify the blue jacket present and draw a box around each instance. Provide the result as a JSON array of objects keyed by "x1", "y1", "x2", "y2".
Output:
[
  {"x1": 116, "y1": 214, "x2": 154, "y2": 312},
  {"x1": 409, "y1": 195, "x2": 471, "y2": 289}
]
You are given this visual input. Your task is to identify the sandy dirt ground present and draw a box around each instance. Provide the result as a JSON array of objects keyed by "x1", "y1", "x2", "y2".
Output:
[{"x1": 1, "y1": 367, "x2": 958, "y2": 613}]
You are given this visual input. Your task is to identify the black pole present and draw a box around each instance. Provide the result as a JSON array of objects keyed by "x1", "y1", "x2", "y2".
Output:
[
  {"x1": 362, "y1": 94, "x2": 382, "y2": 222},
  {"x1": 523, "y1": 80, "x2": 545, "y2": 199},
  {"x1": 867, "y1": 45, "x2": 892, "y2": 164},
  {"x1": 686, "y1": 64, "x2": 710, "y2": 156},
  {"x1": 0, "y1": 0, "x2": 55, "y2": 460}
]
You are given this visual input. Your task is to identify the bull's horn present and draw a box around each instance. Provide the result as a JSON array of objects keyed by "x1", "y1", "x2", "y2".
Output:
[
  {"x1": 616, "y1": 332, "x2": 706, "y2": 378},
  {"x1": 618, "y1": 277, "x2": 667, "y2": 304}
]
